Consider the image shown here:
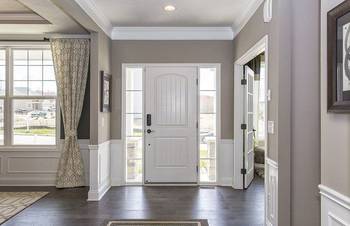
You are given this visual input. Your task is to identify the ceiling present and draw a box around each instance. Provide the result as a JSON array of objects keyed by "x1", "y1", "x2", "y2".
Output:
[
  {"x1": 92, "y1": 0, "x2": 258, "y2": 27},
  {"x1": 0, "y1": 0, "x2": 87, "y2": 35}
]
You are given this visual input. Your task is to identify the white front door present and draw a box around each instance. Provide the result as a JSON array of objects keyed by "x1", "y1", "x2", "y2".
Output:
[
  {"x1": 244, "y1": 66, "x2": 255, "y2": 188},
  {"x1": 144, "y1": 66, "x2": 198, "y2": 184}
]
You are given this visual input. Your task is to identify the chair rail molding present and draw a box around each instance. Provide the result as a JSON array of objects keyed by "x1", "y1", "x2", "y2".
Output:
[{"x1": 319, "y1": 184, "x2": 350, "y2": 226}]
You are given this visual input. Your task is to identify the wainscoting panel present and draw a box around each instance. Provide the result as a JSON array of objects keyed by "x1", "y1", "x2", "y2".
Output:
[
  {"x1": 266, "y1": 158, "x2": 278, "y2": 226},
  {"x1": 88, "y1": 140, "x2": 111, "y2": 201},
  {"x1": 0, "y1": 139, "x2": 90, "y2": 186},
  {"x1": 218, "y1": 139, "x2": 234, "y2": 186},
  {"x1": 110, "y1": 139, "x2": 123, "y2": 186},
  {"x1": 320, "y1": 185, "x2": 350, "y2": 226}
]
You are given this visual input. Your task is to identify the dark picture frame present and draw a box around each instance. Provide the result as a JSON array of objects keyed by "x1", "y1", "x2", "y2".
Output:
[
  {"x1": 328, "y1": 1, "x2": 350, "y2": 112},
  {"x1": 100, "y1": 71, "x2": 111, "y2": 112}
]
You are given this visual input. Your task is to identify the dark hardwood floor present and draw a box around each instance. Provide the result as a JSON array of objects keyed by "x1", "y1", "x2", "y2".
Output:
[{"x1": 0, "y1": 178, "x2": 264, "y2": 226}]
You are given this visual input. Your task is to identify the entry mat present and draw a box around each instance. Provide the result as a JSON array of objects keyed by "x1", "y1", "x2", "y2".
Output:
[
  {"x1": 106, "y1": 220, "x2": 209, "y2": 226},
  {"x1": 0, "y1": 192, "x2": 48, "y2": 224}
]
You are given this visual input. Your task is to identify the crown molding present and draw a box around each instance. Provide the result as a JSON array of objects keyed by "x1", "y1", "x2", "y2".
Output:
[
  {"x1": 111, "y1": 27, "x2": 234, "y2": 40},
  {"x1": 232, "y1": 0, "x2": 264, "y2": 38},
  {"x1": 74, "y1": 0, "x2": 113, "y2": 37}
]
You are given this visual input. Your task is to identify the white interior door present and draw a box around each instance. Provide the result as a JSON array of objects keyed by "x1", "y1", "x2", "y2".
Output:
[
  {"x1": 144, "y1": 66, "x2": 198, "y2": 184},
  {"x1": 244, "y1": 66, "x2": 255, "y2": 188}
]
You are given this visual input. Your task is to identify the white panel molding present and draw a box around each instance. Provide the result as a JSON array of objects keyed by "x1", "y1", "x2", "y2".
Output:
[
  {"x1": 111, "y1": 27, "x2": 234, "y2": 40},
  {"x1": 320, "y1": 184, "x2": 350, "y2": 226},
  {"x1": 232, "y1": 0, "x2": 264, "y2": 38},
  {"x1": 266, "y1": 157, "x2": 278, "y2": 226},
  {"x1": 7, "y1": 156, "x2": 59, "y2": 174},
  {"x1": 0, "y1": 139, "x2": 90, "y2": 186},
  {"x1": 218, "y1": 139, "x2": 234, "y2": 186},
  {"x1": 110, "y1": 139, "x2": 123, "y2": 186},
  {"x1": 88, "y1": 140, "x2": 111, "y2": 201},
  {"x1": 73, "y1": 0, "x2": 113, "y2": 36}
]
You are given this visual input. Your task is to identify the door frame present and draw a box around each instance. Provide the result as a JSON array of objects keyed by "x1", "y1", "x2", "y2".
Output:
[
  {"x1": 233, "y1": 34, "x2": 269, "y2": 223},
  {"x1": 121, "y1": 63, "x2": 221, "y2": 186}
]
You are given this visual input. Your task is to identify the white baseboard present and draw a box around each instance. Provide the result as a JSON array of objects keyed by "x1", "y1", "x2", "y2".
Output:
[
  {"x1": 88, "y1": 140, "x2": 111, "y2": 201},
  {"x1": 320, "y1": 184, "x2": 350, "y2": 226},
  {"x1": 88, "y1": 175, "x2": 111, "y2": 201}
]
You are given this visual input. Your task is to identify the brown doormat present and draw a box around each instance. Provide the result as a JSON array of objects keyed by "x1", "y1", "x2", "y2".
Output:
[
  {"x1": 0, "y1": 192, "x2": 48, "y2": 224},
  {"x1": 106, "y1": 220, "x2": 209, "y2": 226}
]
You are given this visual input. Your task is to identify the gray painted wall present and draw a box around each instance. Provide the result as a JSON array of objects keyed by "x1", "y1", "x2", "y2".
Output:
[
  {"x1": 111, "y1": 40, "x2": 234, "y2": 140},
  {"x1": 291, "y1": 0, "x2": 320, "y2": 225},
  {"x1": 321, "y1": 0, "x2": 350, "y2": 197},
  {"x1": 233, "y1": 0, "x2": 321, "y2": 225},
  {"x1": 89, "y1": 32, "x2": 112, "y2": 144}
]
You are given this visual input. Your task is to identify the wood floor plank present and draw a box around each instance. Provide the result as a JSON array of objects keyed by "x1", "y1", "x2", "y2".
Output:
[{"x1": 0, "y1": 178, "x2": 264, "y2": 226}]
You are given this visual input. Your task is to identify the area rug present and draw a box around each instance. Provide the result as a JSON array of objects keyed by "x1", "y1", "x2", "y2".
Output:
[
  {"x1": 0, "y1": 192, "x2": 48, "y2": 224},
  {"x1": 106, "y1": 220, "x2": 209, "y2": 226}
]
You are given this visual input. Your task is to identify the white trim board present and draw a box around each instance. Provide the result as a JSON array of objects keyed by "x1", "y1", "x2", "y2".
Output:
[
  {"x1": 112, "y1": 27, "x2": 234, "y2": 40},
  {"x1": 73, "y1": 0, "x2": 263, "y2": 40}
]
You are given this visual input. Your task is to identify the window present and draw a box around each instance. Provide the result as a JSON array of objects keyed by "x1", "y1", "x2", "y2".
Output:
[
  {"x1": 0, "y1": 47, "x2": 57, "y2": 146},
  {"x1": 124, "y1": 67, "x2": 143, "y2": 183},
  {"x1": 0, "y1": 49, "x2": 5, "y2": 145},
  {"x1": 199, "y1": 67, "x2": 217, "y2": 183}
]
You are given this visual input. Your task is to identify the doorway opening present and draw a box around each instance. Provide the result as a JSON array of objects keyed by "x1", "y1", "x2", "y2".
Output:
[
  {"x1": 233, "y1": 35, "x2": 269, "y2": 222},
  {"x1": 122, "y1": 64, "x2": 220, "y2": 185}
]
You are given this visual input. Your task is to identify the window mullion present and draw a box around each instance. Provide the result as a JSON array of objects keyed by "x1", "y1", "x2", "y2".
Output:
[{"x1": 4, "y1": 48, "x2": 11, "y2": 146}]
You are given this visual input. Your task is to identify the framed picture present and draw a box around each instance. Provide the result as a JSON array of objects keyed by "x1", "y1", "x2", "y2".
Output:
[
  {"x1": 328, "y1": 1, "x2": 350, "y2": 112},
  {"x1": 100, "y1": 71, "x2": 111, "y2": 112}
]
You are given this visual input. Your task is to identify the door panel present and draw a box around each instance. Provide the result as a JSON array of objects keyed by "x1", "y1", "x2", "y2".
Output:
[
  {"x1": 145, "y1": 66, "x2": 198, "y2": 184},
  {"x1": 244, "y1": 66, "x2": 255, "y2": 188}
]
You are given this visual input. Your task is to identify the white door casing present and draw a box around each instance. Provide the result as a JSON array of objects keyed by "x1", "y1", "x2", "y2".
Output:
[
  {"x1": 244, "y1": 66, "x2": 255, "y2": 188},
  {"x1": 144, "y1": 66, "x2": 198, "y2": 184}
]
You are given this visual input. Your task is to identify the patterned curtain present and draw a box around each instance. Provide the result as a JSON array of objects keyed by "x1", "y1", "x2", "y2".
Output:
[{"x1": 50, "y1": 38, "x2": 90, "y2": 188}]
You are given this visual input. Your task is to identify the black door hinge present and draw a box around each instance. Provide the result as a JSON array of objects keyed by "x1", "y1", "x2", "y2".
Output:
[
  {"x1": 241, "y1": 78, "x2": 247, "y2": 85},
  {"x1": 241, "y1": 168, "x2": 247, "y2": 175},
  {"x1": 241, "y1": 124, "x2": 247, "y2": 130},
  {"x1": 196, "y1": 165, "x2": 199, "y2": 173}
]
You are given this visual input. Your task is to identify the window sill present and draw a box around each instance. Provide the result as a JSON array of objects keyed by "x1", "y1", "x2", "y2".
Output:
[{"x1": 0, "y1": 145, "x2": 59, "y2": 152}]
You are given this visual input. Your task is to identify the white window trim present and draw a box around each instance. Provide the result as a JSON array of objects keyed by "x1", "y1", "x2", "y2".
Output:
[
  {"x1": 121, "y1": 63, "x2": 221, "y2": 186},
  {"x1": 0, "y1": 44, "x2": 60, "y2": 150}
]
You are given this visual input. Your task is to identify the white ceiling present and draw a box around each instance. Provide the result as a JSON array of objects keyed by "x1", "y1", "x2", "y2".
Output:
[
  {"x1": 74, "y1": 0, "x2": 263, "y2": 39},
  {"x1": 93, "y1": 0, "x2": 257, "y2": 27}
]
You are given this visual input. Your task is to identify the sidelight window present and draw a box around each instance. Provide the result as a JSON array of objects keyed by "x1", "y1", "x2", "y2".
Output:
[{"x1": 199, "y1": 67, "x2": 217, "y2": 183}]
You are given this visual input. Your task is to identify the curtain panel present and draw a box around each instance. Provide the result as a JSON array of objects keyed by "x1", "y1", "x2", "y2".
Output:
[{"x1": 50, "y1": 38, "x2": 90, "y2": 188}]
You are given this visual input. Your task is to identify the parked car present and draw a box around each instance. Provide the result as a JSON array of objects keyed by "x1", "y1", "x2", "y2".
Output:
[{"x1": 30, "y1": 111, "x2": 47, "y2": 118}]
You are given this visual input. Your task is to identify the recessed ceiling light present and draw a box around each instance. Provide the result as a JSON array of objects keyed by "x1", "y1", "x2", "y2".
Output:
[{"x1": 164, "y1": 5, "x2": 176, "y2": 12}]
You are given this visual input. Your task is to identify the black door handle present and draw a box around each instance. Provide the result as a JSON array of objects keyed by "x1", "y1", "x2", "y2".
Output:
[{"x1": 147, "y1": 129, "x2": 154, "y2": 134}]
